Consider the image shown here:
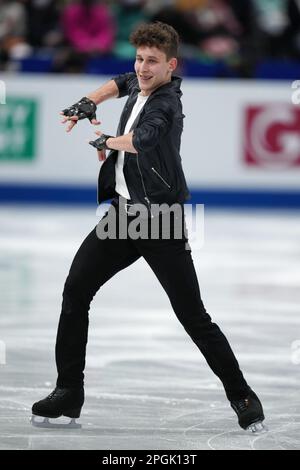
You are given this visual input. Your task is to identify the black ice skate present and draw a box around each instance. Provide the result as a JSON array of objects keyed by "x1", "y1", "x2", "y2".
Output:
[
  {"x1": 31, "y1": 387, "x2": 84, "y2": 429},
  {"x1": 230, "y1": 390, "x2": 267, "y2": 433}
]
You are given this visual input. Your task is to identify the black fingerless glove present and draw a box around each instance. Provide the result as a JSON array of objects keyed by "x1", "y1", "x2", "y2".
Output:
[
  {"x1": 89, "y1": 134, "x2": 113, "y2": 151},
  {"x1": 62, "y1": 97, "x2": 97, "y2": 122}
]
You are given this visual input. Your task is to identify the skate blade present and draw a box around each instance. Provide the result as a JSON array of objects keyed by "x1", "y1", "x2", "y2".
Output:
[
  {"x1": 30, "y1": 415, "x2": 82, "y2": 429},
  {"x1": 246, "y1": 421, "x2": 268, "y2": 433}
]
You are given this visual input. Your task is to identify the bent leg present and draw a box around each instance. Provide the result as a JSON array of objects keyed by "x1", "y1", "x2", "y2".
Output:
[{"x1": 56, "y1": 226, "x2": 140, "y2": 387}]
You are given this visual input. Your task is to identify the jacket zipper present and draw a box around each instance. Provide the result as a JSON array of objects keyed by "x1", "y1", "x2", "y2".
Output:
[
  {"x1": 136, "y1": 154, "x2": 153, "y2": 217},
  {"x1": 151, "y1": 167, "x2": 171, "y2": 189}
]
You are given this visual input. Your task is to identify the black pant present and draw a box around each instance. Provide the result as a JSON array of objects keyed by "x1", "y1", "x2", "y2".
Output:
[{"x1": 55, "y1": 201, "x2": 249, "y2": 401}]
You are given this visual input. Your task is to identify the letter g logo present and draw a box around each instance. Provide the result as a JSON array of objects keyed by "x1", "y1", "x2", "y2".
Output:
[{"x1": 244, "y1": 104, "x2": 300, "y2": 168}]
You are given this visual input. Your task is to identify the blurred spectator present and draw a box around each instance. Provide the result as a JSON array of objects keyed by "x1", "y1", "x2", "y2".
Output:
[
  {"x1": 0, "y1": 0, "x2": 31, "y2": 67},
  {"x1": 190, "y1": 0, "x2": 241, "y2": 58},
  {"x1": 24, "y1": 0, "x2": 62, "y2": 49},
  {"x1": 287, "y1": 0, "x2": 300, "y2": 58},
  {"x1": 253, "y1": 0, "x2": 289, "y2": 57},
  {"x1": 148, "y1": 0, "x2": 204, "y2": 54},
  {"x1": 112, "y1": 0, "x2": 149, "y2": 59},
  {"x1": 254, "y1": 0, "x2": 300, "y2": 59},
  {"x1": 147, "y1": 1, "x2": 255, "y2": 58},
  {"x1": 61, "y1": 0, "x2": 115, "y2": 54},
  {"x1": 253, "y1": 0, "x2": 300, "y2": 59},
  {"x1": 176, "y1": 0, "x2": 256, "y2": 61},
  {"x1": 1, "y1": 0, "x2": 299, "y2": 77},
  {"x1": 253, "y1": 0, "x2": 288, "y2": 38},
  {"x1": 144, "y1": 0, "x2": 175, "y2": 15}
]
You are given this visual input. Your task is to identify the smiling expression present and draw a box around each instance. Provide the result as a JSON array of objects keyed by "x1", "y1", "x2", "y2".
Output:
[{"x1": 134, "y1": 46, "x2": 177, "y2": 96}]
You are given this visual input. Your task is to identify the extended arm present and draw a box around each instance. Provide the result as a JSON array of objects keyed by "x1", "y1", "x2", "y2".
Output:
[
  {"x1": 61, "y1": 79, "x2": 119, "y2": 132},
  {"x1": 86, "y1": 79, "x2": 119, "y2": 105}
]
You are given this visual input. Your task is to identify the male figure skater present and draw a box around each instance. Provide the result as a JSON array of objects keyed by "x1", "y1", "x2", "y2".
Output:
[{"x1": 32, "y1": 22, "x2": 265, "y2": 432}]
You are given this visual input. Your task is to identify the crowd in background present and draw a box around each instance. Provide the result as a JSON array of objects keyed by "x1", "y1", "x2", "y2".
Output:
[{"x1": 1, "y1": 0, "x2": 300, "y2": 77}]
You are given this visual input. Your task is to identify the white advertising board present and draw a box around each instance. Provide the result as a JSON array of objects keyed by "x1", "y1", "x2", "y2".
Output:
[{"x1": 0, "y1": 74, "x2": 299, "y2": 192}]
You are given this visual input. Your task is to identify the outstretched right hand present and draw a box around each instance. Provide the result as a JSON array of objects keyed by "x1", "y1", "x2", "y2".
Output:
[{"x1": 60, "y1": 97, "x2": 100, "y2": 133}]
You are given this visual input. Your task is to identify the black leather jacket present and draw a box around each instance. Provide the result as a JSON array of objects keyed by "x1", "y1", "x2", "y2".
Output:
[{"x1": 97, "y1": 72, "x2": 190, "y2": 206}]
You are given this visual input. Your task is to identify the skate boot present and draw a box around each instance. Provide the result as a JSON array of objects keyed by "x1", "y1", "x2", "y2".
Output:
[
  {"x1": 31, "y1": 386, "x2": 84, "y2": 429},
  {"x1": 230, "y1": 389, "x2": 267, "y2": 433}
]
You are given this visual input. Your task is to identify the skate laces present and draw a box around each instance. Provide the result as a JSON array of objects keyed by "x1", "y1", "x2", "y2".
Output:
[
  {"x1": 232, "y1": 397, "x2": 249, "y2": 413},
  {"x1": 47, "y1": 388, "x2": 65, "y2": 400}
]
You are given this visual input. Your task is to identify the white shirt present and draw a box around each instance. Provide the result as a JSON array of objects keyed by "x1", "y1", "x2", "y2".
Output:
[{"x1": 115, "y1": 93, "x2": 149, "y2": 199}]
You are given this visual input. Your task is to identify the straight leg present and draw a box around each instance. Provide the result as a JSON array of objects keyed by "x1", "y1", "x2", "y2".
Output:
[{"x1": 136, "y1": 225, "x2": 249, "y2": 401}]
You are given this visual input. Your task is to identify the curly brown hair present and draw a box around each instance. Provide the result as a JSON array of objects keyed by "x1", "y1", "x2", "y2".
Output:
[{"x1": 130, "y1": 22, "x2": 179, "y2": 60}]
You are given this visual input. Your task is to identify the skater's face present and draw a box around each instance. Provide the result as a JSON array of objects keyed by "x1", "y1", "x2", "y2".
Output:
[{"x1": 134, "y1": 46, "x2": 177, "y2": 96}]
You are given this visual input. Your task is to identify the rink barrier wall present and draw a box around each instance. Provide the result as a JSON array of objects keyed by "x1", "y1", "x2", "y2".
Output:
[
  {"x1": 0, "y1": 182, "x2": 300, "y2": 209},
  {"x1": 0, "y1": 74, "x2": 299, "y2": 208}
]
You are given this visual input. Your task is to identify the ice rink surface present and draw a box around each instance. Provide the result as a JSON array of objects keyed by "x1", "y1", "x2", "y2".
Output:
[{"x1": 0, "y1": 204, "x2": 299, "y2": 450}]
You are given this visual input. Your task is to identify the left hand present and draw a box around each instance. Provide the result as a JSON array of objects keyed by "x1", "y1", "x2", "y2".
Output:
[{"x1": 92, "y1": 130, "x2": 106, "y2": 161}]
